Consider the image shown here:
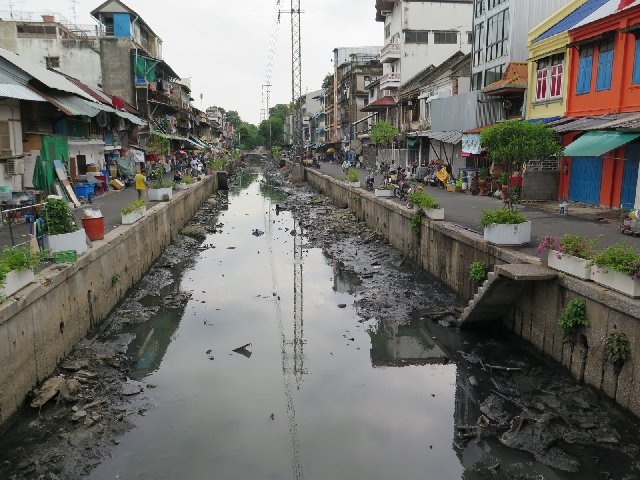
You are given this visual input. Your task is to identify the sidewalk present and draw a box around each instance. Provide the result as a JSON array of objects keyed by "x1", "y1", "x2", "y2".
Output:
[
  {"x1": 0, "y1": 173, "x2": 175, "y2": 249},
  {"x1": 316, "y1": 162, "x2": 638, "y2": 257}
]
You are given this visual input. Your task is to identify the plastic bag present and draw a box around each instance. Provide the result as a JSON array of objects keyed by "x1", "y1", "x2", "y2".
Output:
[{"x1": 83, "y1": 208, "x2": 103, "y2": 219}]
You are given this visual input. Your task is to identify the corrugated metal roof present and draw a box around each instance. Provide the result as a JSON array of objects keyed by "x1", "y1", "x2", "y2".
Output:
[
  {"x1": 0, "y1": 83, "x2": 46, "y2": 101},
  {"x1": 412, "y1": 130, "x2": 463, "y2": 144},
  {"x1": 0, "y1": 47, "x2": 96, "y2": 101},
  {"x1": 535, "y1": 0, "x2": 610, "y2": 43},
  {"x1": 552, "y1": 114, "x2": 636, "y2": 132},
  {"x1": 115, "y1": 109, "x2": 146, "y2": 126},
  {"x1": 35, "y1": 89, "x2": 113, "y2": 117},
  {"x1": 594, "y1": 112, "x2": 640, "y2": 130}
]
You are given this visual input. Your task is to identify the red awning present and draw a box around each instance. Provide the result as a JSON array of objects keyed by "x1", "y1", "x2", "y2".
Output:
[{"x1": 362, "y1": 95, "x2": 397, "y2": 112}]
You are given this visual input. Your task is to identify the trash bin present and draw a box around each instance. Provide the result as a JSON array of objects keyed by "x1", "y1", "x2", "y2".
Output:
[{"x1": 82, "y1": 216, "x2": 105, "y2": 241}]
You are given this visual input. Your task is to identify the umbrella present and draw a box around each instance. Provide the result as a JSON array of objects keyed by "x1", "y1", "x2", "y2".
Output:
[
  {"x1": 32, "y1": 155, "x2": 54, "y2": 191},
  {"x1": 178, "y1": 150, "x2": 187, "y2": 154},
  {"x1": 327, "y1": 148, "x2": 336, "y2": 153}
]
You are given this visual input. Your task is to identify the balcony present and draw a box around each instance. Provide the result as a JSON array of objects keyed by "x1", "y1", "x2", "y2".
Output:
[
  {"x1": 379, "y1": 42, "x2": 400, "y2": 63},
  {"x1": 380, "y1": 72, "x2": 400, "y2": 90}
]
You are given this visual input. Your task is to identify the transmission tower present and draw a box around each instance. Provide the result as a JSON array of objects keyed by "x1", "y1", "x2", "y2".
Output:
[{"x1": 290, "y1": 0, "x2": 302, "y2": 161}]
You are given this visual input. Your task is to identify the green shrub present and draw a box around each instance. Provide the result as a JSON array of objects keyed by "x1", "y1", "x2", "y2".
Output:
[
  {"x1": 498, "y1": 172, "x2": 509, "y2": 185},
  {"x1": 558, "y1": 299, "x2": 589, "y2": 334},
  {"x1": 480, "y1": 207, "x2": 528, "y2": 228},
  {"x1": 477, "y1": 167, "x2": 489, "y2": 179},
  {"x1": 41, "y1": 198, "x2": 78, "y2": 235},
  {"x1": 346, "y1": 169, "x2": 359, "y2": 182},
  {"x1": 591, "y1": 243, "x2": 640, "y2": 279},
  {"x1": 469, "y1": 261, "x2": 487, "y2": 283},
  {"x1": 422, "y1": 194, "x2": 440, "y2": 210},
  {"x1": 183, "y1": 175, "x2": 193, "y2": 185},
  {"x1": 607, "y1": 332, "x2": 631, "y2": 366},
  {"x1": 409, "y1": 191, "x2": 426, "y2": 207},
  {"x1": 409, "y1": 192, "x2": 440, "y2": 209},
  {"x1": 0, "y1": 246, "x2": 42, "y2": 288},
  {"x1": 120, "y1": 199, "x2": 146, "y2": 215},
  {"x1": 410, "y1": 210, "x2": 423, "y2": 236}
]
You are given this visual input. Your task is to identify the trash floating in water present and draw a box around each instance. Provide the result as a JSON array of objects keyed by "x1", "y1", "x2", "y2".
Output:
[
  {"x1": 232, "y1": 343, "x2": 253, "y2": 358},
  {"x1": 252, "y1": 229, "x2": 264, "y2": 237}
]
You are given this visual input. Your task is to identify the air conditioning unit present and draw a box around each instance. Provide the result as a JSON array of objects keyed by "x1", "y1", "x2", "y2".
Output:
[{"x1": 6, "y1": 158, "x2": 24, "y2": 175}]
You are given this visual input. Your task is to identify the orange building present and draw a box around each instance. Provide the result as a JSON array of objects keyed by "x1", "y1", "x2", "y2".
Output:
[{"x1": 560, "y1": 1, "x2": 640, "y2": 208}]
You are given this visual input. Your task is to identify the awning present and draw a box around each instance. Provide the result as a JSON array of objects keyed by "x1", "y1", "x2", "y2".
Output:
[{"x1": 563, "y1": 131, "x2": 640, "y2": 157}]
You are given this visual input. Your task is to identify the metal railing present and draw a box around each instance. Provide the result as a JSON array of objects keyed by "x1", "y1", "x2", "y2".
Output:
[{"x1": 1, "y1": 203, "x2": 45, "y2": 247}]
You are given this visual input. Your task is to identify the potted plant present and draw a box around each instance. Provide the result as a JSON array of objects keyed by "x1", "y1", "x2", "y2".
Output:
[
  {"x1": 346, "y1": 168, "x2": 360, "y2": 187},
  {"x1": 537, "y1": 235, "x2": 595, "y2": 280},
  {"x1": 498, "y1": 172, "x2": 509, "y2": 200},
  {"x1": 0, "y1": 246, "x2": 42, "y2": 297},
  {"x1": 175, "y1": 175, "x2": 193, "y2": 191},
  {"x1": 41, "y1": 197, "x2": 88, "y2": 254},
  {"x1": 120, "y1": 199, "x2": 147, "y2": 225},
  {"x1": 148, "y1": 175, "x2": 174, "y2": 201},
  {"x1": 375, "y1": 183, "x2": 396, "y2": 197},
  {"x1": 589, "y1": 243, "x2": 640, "y2": 297},
  {"x1": 477, "y1": 167, "x2": 489, "y2": 196},
  {"x1": 480, "y1": 207, "x2": 531, "y2": 245},
  {"x1": 409, "y1": 191, "x2": 444, "y2": 220}
]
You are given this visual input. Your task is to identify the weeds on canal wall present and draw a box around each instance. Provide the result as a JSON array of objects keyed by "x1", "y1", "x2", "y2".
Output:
[
  {"x1": 410, "y1": 210, "x2": 423, "y2": 237},
  {"x1": 558, "y1": 299, "x2": 589, "y2": 334},
  {"x1": 607, "y1": 331, "x2": 631, "y2": 367},
  {"x1": 469, "y1": 261, "x2": 487, "y2": 284}
]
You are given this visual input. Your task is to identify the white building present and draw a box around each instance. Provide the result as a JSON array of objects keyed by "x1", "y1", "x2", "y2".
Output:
[
  {"x1": 0, "y1": 13, "x2": 102, "y2": 88},
  {"x1": 470, "y1": 0, "x2": 575, "y2": 90},
  {"x1": 376, "y1": 0, "x2": 474, "y2": 93}
]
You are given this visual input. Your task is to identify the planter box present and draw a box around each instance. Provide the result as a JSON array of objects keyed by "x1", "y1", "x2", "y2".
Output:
[
  {"x1": 591, "y1": 267, "x2": 640, "y2": 298},
  {"x1": 423, "y1": 207, "x2": 444, "y2": 221},
  {"x1": 375, "y1": 189, "x2": 395, "y2": 197},
  {"x1": 1, "y1": 269, "x2": 35, "y2": 297},
  {"x1": 446, "y1": 185, "x2": 462, "y2": 192},
  {"x1": 483, "y1": 221, "x2": 531, "y2": 246},
  {"x1": 121, "y1": 207, "x2": 146, "y2": 225},
  {"x1": 148, "y1": 187, "x2": 173, "y2": 201},
  {"x1": 44, "y1": 228, "x2": 88, "y2": 254},
  {"x1": 349, "y1": 181, "x2": 361, "y2": 188},
  {"x1": 547, "y1": 251, "x2": 591, "y2": 280}
]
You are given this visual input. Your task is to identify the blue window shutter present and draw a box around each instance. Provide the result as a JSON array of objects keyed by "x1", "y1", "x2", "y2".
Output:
[
  {"x1": 596, "y1": 50, "x2": 614, "y2": 91},
  {"x1": 577, "y1": 56, "x2": 593, "y2": 94},
  {"x1": 113, "y1": 13, "x2": 131, "y2": 38},
  {"x1": 633, "y1": 39, "x2": 640, "y2": 85}
]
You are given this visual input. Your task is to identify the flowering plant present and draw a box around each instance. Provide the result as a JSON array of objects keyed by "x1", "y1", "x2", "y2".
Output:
[
  {"x1": 590, "y1": 243, "x2": 640, "y2": 280},
  {"x1": 536, "y1": 234, "x2": 595, "y2": 260}
]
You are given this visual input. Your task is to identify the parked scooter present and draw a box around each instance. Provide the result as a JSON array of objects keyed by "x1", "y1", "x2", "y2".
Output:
[{"x1": 365, "y1": 172, "x2": 375, "y2": 191}]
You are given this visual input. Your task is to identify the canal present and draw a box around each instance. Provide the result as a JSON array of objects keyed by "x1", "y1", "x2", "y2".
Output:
[{"x1": 3, "y1": 167, "x2": 638, "y2": 479}]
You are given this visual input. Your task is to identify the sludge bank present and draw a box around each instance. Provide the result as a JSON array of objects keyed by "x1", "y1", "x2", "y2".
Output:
[
  {"x1": 300, "y1": 165, "x2": 640, "y2": 419},
  {"x1": 0, "y1": 166, "x2": 238, "y2": 426}
]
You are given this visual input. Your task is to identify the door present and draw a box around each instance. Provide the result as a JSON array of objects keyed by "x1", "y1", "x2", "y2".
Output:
[
  {"x1": 568, "y1": 156, "x2": 603, "y2": 205},
  {"x1": 620, "y1": 154, "x2": 639, "y2": 210}
]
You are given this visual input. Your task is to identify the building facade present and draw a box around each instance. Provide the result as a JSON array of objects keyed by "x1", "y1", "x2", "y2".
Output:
[{"x1": 471, "y1": 0, "x2": 576, "y2": 90}]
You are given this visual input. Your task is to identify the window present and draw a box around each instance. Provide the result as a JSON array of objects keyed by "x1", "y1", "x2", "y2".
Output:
[
  {"x1": 596, "y1": 38, "x2": 614, "y2": 91},
  {"x1": 385, "y1": 24, "x2": 391, "y2": 39},
  {"x1": 535, "y1": 54, "x2": 564, "y2": 101},
  {"x1": 633, "y1": 35, "x2": 640, "y2": 85},
  {"x1": 0, "y1": 121, "x2": 10, "y2": 157},
  {"x1": 576, "y1": 45, "x2": 594, "y2": 94},
  {"x1": 467, "y1": 32, "x2": 473, "y2": 44},
  {"x1": 472, "y1": 72, "x2": 483, "y2": 90},
  {"x1": 434, "y1": 31, "x2": 458, "y2": 44},
  {"x1": 484, "y1": 64, "x2": 505, "y2": 86},
  {"x1": 473, "y1": 23, "x2": 485, "y2": 66},
  {"x1": 405, "y1": 30, "x2": 429, "y2": 43},
  {"x1": 487, "y1": 0, "x2": 507, "y2": 9},
  {"x1": 475, "y1": 0, "x2": 484, "y2": 18},
  {"x1": 45, "y1": 56, "x2": 60, "y2": 69},
  {"x1": 485, "y1": 9, "x2": 509, "y2": 62}
]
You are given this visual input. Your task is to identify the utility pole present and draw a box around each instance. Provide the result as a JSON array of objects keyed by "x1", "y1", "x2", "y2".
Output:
[{"x1": 290, "y1": 0, "x2": 302, "y2": 161}]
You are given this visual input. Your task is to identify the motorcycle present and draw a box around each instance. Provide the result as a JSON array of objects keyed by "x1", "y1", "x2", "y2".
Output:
[
  {"x1": 365, "y1": 172, "x2": 375, "y2": 191},
  {"x1": 311, "y1": 158, "x2": 321, "y2": 168}
]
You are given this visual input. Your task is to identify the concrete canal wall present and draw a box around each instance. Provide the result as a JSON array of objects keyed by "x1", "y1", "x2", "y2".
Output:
[
  {"x1": 0, "y1": 175, "x2": 218, "y2": 425},
  {"x1": 304, "y1": 167, "x2": 640, "y2": 418}
]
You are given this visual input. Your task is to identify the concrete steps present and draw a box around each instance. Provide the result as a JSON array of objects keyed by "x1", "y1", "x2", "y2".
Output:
[{"x1": 459, "y1": 264, "x2": 557, "y2": 328}]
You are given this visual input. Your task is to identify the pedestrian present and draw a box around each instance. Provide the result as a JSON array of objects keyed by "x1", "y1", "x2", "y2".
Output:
[
  {"x1": 190, "y1": 157, "x2": 198, "y2": 177},
  {"x1": 135, "y1": 169, "x2": 148, "y2": 200}
]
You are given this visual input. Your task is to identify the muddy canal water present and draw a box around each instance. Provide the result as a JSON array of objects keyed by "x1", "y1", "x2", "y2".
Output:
[{"x1": 13, "y1": 170, "x2": 638, "y2": 479}]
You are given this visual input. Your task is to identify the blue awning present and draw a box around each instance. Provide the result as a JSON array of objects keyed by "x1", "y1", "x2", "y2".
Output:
[{"x1": 528, "y1": 116, "x2": 563, "y2": 124}]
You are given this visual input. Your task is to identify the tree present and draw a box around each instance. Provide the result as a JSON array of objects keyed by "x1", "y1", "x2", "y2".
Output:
[
  {"x1": 225, "y1": 110, "x2": 242, "y2": 129},
  {"x1": 236, "y1": 122, "x2": 264, "y2": 150},
  {"x1": 269, "y1": 104, "x2": 290, "y2": 121},
  {"x1": 481, "y1": 120, "x2": 564, "y2": 207},
  {"x1": 259, "y1": 117, "x2": 285, "y2": 146},
  {"x1": 322, "y1": 73, "x2": 333, "y2": 89},
  {"x1": 370, "y1": 121, "x2": 399, "y2": 164}
]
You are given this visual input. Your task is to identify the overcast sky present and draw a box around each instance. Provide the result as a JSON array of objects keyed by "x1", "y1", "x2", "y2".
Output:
[{"x1": 11, "y1": 0, "x2": 382, "y2": 124}]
